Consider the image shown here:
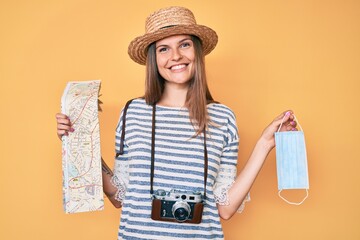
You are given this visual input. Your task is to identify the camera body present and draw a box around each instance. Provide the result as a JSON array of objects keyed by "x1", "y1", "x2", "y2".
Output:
[{"x1": 151, "y1": 189, "x2": 204, "y2": 224}]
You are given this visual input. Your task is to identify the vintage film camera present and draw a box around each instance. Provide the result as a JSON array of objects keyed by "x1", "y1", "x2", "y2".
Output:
[{"x1": 151, "y1": 189, "x2": 204, "y2": 224}]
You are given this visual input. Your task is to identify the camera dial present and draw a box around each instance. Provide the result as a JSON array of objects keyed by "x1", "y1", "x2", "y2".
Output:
[{"x1": 155, "y1": 189, "x2": 166, "y2": 196}]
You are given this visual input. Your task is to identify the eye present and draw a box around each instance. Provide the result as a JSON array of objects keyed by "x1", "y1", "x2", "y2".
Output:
[
  {"x1": 158, "y1": 47, "x2": 168, "y2": 53},
  {"x1": 180, "y1": 42, "x2": 191, "y2": 48}
]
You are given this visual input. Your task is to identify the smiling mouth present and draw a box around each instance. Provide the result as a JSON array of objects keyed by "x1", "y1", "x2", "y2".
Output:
[{"x1": 170, "y1": 64, "x2": 187, "y2": 70}]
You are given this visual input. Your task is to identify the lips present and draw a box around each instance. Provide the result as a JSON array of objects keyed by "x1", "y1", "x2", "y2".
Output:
[{"x1": 169, "y1": 64, "x2": 187, "y2": 70}]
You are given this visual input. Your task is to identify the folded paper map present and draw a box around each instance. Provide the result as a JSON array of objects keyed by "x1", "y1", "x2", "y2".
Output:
[{"x1": 61, "y1": 80, "x2": 104, "y2": 213}]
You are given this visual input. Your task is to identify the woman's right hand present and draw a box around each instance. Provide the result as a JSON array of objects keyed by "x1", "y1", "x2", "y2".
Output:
[{"x1": 55, "y1": 113, "x2": 73, "y2": 140}]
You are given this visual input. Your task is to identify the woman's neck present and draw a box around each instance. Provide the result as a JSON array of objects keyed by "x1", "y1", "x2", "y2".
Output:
[{"x1": 157, "y1": 83, "x2": 188, "y2": 107}]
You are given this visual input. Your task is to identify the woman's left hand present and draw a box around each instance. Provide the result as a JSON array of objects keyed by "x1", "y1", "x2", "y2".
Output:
[{"x1": 260, "y1": 110, "x2": 297, "y2": 150}]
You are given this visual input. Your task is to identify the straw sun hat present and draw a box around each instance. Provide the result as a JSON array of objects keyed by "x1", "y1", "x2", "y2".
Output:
[{"x1": 128, "y1": 6, "x2": 218, "y2": 65}]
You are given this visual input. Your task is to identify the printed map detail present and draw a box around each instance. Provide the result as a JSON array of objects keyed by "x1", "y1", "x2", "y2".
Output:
[{"x1": 61, "y1": 80, "x2": 104, "y2": 213}]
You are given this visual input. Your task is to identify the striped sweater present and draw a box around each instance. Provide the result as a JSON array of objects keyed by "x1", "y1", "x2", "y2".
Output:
[{"x1": 111, "y1": 98, "x2": 248, "y2": 240}]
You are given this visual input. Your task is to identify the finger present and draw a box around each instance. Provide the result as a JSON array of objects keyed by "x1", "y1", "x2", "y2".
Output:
[
  {"x1": 273, "y1": 110, "x2": 293, "y2": 127},
  {"x1": 283, "y1": 116, "x2": 297, "y2": 130},
  {"x1": 57, "y1": 117, "x2": 71, "y2": 126},
  {"x1": 58, "y1": 122, "x2": 75, "y2": 132},
  {"x1": 55, "y1": 113, "x2": 72, "y2": 126},
  {"x1": 285, "y1": 124, "x2": 298, "y2": 131},
  {"x1": 284, "y1": 119, "x2": 296, "y2": 128},
  {"x1": 55, "y1": 113, "x2": 69, "y2": 120},
  {"x1": 57, "y1": 125, "x2": 75, "y2": 140},
  {"x1": 290, "y1": 120, "x2": 297, "y2": 128},
  {"x1": 57, "y1": 129, "x2": 69, "y2": 137},
  {"x1": 56, "y1": 113, "x2": 73, "y2": 140}
]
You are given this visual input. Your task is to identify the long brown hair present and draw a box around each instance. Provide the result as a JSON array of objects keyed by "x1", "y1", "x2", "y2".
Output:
[{"x1": 144, "y1": 35, "x2": 214, "y2": 135}]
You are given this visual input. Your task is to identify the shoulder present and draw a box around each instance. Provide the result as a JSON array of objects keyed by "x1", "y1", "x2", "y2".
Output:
[
  {"x1": 116, "y1": 98, "x2": 149, "y2": 124},
  {"x1": 208, "y1": 102, "x2": 239, "y2": 139},
  {"x1": 120, "y1": 98, "x2": 152, "y2": 114},
  {"x1": 207, "y1": 102, "x2": 237, "y2": 122},
  {"x1": 126, "y1": 98, "x2": 147, "y2": 109}
]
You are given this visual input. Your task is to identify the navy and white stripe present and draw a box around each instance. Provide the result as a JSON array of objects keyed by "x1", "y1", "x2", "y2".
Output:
[{"x1": 112, "y1": 98, "x2": 240, "y2": 240}]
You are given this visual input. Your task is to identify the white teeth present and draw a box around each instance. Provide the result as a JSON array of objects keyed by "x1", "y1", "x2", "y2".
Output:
[{"x1": 171, "y1": 64, "x2": 186, "y2": 70}]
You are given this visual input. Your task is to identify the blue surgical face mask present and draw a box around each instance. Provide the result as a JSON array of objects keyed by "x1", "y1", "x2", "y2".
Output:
[{"x1": 275, "y1": 115, "x2": 309, "y2": 205}]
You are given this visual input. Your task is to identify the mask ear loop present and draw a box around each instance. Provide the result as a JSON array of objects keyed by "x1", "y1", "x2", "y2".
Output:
[
  {"x1": 276, "y1": 113, "x2": 308, "y2": 205},
  {"x1": 278, "y1": 189, "x2": 309, "y2": 206}
]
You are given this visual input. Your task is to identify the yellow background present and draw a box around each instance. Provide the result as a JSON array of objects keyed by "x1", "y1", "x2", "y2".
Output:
[{"x1": 1, "y1": 0, "x2": 359, "y2": 239}]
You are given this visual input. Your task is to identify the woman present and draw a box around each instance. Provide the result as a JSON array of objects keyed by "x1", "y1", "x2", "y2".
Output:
[{"x1": 56, "y1": 6, "x2": 297, "y2": 240}]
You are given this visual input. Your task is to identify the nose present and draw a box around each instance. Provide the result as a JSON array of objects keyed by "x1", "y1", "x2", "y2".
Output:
[{"x1": 171, "y1": 48, "x2": 183, "y2": 61}]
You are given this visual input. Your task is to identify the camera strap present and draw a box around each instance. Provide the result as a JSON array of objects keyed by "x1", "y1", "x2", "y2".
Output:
[
  {"x1": 150, "y1": 104, "x2": 209, "y2": 200},
  {"x1": 116, "y1": 98, "x2": 135, "y2": 156}
]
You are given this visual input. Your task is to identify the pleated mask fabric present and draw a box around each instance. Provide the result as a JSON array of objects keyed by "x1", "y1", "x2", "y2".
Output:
[{"x1": 275, "y1": 115, "x2": 309, "y2": 205}]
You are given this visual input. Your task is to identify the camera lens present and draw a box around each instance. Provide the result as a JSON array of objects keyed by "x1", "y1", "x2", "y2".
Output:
[{"x1": 172, "y1": 201, "x2": 191, "y2": 222}]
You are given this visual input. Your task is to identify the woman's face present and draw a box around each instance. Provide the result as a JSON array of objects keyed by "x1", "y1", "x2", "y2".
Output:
[{"x1": 155, "y1": 34, "x2": 195, "y2": 88}]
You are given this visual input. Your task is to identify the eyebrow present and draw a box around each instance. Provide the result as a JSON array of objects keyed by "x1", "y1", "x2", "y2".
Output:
[{"x1": 155, "y1": 37, "x2": 192, "y2": 50}]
